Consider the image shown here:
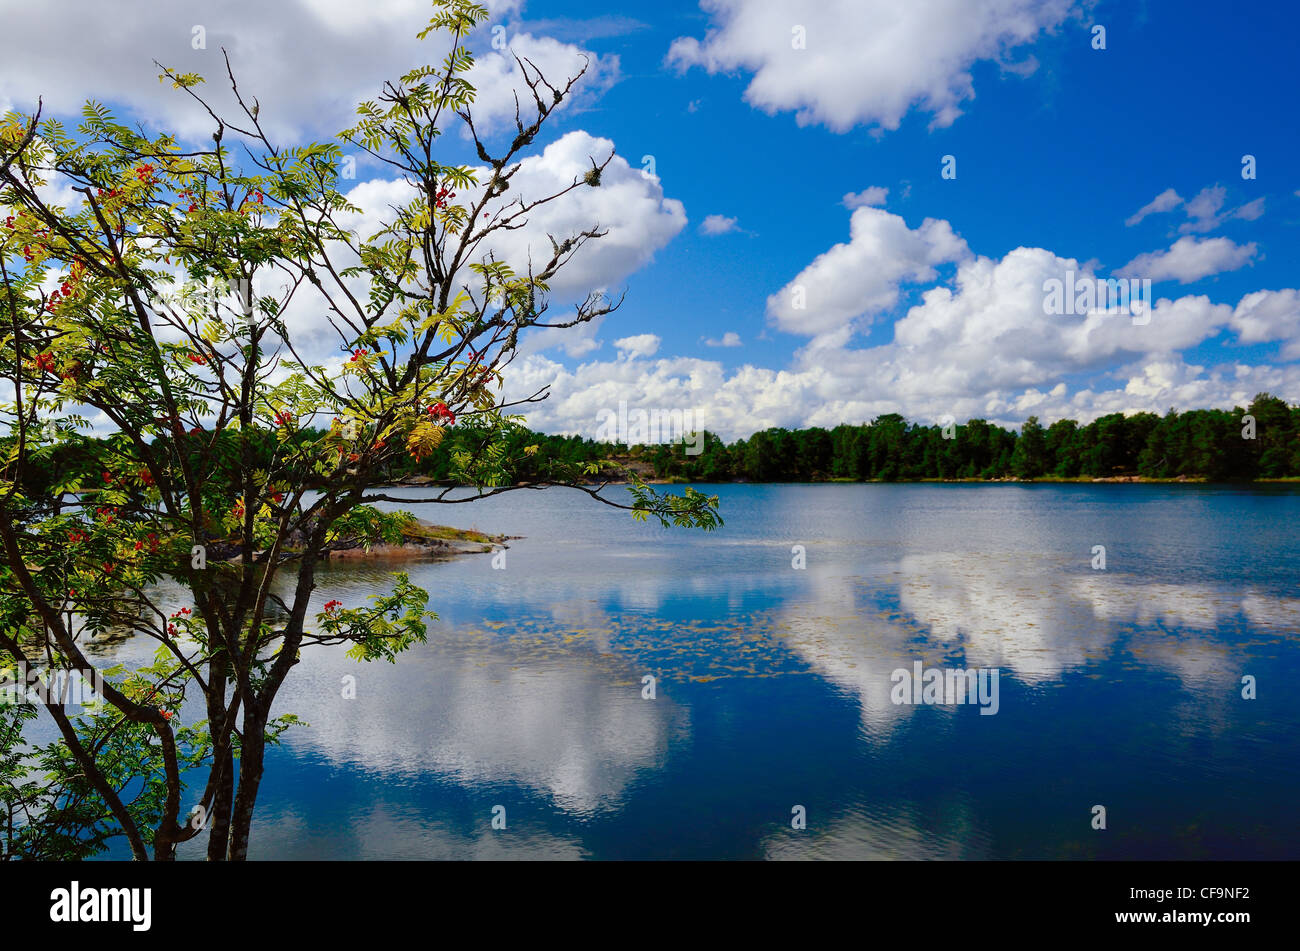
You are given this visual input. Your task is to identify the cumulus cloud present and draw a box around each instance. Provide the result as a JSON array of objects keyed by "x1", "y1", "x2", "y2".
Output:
[
  {"x1": 1231, "y1": 289, "x2": 1300, "y2": 359},
  {"x1": 353, "y1": 132, "x2": 684, "y2": 301},
  {"x1": 843, "y1": 187, "x2": 889, "y2": 209},
  {"x1": 1121, "y1": 236, "x2": 1257, "y2": 284},
  {"x1": 699, "y1": 214, "x2": 740, "y2": 235},
  {"x1": 0, "y1": 0, "x2": 615, "y2": 143},
  {"x1": 765, "y1": 207, "x2": 970, "y2": 338},
  {"x1": 613, "y1": 334, "x2": 661, "y2": 359},
  {"x1": 262, "y1": 130, "x2": 687, "y2": 362},
  {"x1": 462, "y1": 131, "x2": 688, "y2": 306},
  {"x1": 704, "y1": 332, "x2": 742, "y2": 347},
  {"x1": 464, "y1": 32, "x2": 620, "y2": 137},
  {"x1": 667, "y1": 0, "x2": 1079, "y2": 132},
  {"x1": 502, "y1": 204, "x2": 1297, "y2": 441}
]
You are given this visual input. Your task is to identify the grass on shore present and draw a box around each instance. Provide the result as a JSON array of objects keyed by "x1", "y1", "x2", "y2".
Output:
[{"x1": 397, "y1": 518, "x2": 497, "y2": 545}]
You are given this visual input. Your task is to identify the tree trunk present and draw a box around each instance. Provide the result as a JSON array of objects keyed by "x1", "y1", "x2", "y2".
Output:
[
  {"x1": 226, "y1": 716, "x2": 265, "y2": 861},
  {"x1": 206, "y1": 745, "x2": 234, "y2": 860}
]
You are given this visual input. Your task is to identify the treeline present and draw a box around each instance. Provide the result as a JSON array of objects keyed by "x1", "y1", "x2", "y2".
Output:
[
  {"x1": 506, "y1": 393, "x2": 1300, "y2": 483},
  {"x1": 8, "y1": 394, "x2": 1298, "y2": 491}
]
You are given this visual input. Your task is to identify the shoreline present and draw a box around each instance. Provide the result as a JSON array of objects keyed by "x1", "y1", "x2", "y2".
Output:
[
  {"x1": 321, "y1": 517, "x2": 519, "y2": 561},
  {"x1": 221, "y1": 517, "x2": 519, "y2": 564},
  {"x1": 370, "y1": 475, "x2": 1300, "y2": 489}
]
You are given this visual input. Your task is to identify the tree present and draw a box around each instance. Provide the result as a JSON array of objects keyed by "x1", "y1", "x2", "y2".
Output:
[
  {"x1": 1249, "y1": 393, "x2": 1299, "y2": 477},
  {"x1": 0, "y1": 0, "x2": 718, "y2": 861},
  {"x1": 1010, "y1": 415, "x2": 1048, "y2": 478},
  {"x1": 1046, "y1": 419, "x2": 1082, "y2": 477}
]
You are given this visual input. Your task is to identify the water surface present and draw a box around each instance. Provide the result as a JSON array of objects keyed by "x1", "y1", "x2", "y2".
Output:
[{"x1": 93, "y1": 483, "x2": 1300, "y2": 859}]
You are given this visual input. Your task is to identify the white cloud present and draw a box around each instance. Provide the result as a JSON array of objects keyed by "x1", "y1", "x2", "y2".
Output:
[
  {"x1": 1125, "y1": 187, "x2": 1182, "y2": 226},
  {"x1": 0, "y1": 1, "x2": 614, "y2": 143},
  {"x1": 1121, "y1": 236, "x2": 1257, "y2": 284},
  {"x1": 1181, "y1": 186, "x2": 1229, "y2": 233},
  {"x1": 1233, "y1": 198, "x2": 1266, "y2": 222},
  {"x1": 765, "y1": 206, "x2": 970, "y2": 337},
  {"x1": 843, "y1": 187, "x2": 889, "y2": 209},
  {"x1": 704, "y1": 332, "x2": 742, "y2": 347},
  {"x1": 464, "y1": 32, "x2": 620, "y2": 137},
  {"x1": 699, "y1": 214, "x2": 740, "y2": 235},
  {"x1": 1125, "y1": 185, "x2": 1264, "y2": 235},
  {"x1": 502, "y1": 202, "x2": 1299, "y2": 441},
  {"x1": 1179, "y1": 186, "x2": 1265, "y2": 235},
  {"x1": 462, "y1": 131, "x2": 687, "y2": 307},
  {"x1": 1231, "y1": 289, "x2": 1300, "y2": 359},
  {"x1": 613, "y1": 334, "x2": 661, "y2": 359},
  {"x1": 667, "y1": 0, "x2": 1079, "y2": 132},
  {"x1": 258, "y1": 130, "x2": 687, "y2": 363}
]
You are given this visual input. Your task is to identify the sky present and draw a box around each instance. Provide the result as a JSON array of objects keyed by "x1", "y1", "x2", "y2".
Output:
[{"x1": 2, "y1": 0, "x2": 1298, "y2": 441}]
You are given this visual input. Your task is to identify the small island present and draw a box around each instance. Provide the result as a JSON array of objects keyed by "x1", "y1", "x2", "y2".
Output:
[{"x1": 323, "y1": 517, "x2": 516, "y2": 560}]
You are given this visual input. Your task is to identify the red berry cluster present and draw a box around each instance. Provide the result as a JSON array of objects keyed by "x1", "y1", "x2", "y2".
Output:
[
  {"x1": 428, "y1": 402, "x2": 456, "y2": 425},
  {"x1": 323, "y1": 599, "x2": 343, "y2": 613},
  {"x1": 145, "y1": 533, "x2": 159, "y2": 552},
  {"x1": 435, "y1": 185, "x2": 455, "y2": 209},
  {"x1": 43, "y1": 279, "x2": 76, "y2": 312},
  {"x1": 350, "y1": 348, "x2": 369, "y2": 362}
]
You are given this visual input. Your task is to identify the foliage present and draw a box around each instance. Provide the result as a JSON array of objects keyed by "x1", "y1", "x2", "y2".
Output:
[
  {"x1": 0, "y1": 0, "x2": 718, "y2": 860},
  {"x1": 463, "y1": 395, "x2": 1298, "y2": 484}
]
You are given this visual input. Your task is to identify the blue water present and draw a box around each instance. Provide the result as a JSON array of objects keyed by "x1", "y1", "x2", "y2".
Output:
[{"x1": 93, "y1": 483, "x2": 1300, "y2": 859}]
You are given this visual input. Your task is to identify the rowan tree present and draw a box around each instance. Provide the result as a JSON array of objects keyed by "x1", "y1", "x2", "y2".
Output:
[{"x1": 0, "y1": 0, "x2": 719, "y2": 860}]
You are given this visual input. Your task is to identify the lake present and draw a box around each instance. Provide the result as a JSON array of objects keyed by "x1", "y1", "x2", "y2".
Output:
[{"x1": 91, "y1": 483, "x2": 1300, "y2": 859}]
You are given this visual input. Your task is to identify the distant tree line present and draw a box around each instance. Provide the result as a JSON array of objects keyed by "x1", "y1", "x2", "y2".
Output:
[
  {"x1": 7, "y1": 394, "x2": 1298, "y2": 495},
  {"x1": 510, "y1": 392, "x2": 1300, "y2": 483}
]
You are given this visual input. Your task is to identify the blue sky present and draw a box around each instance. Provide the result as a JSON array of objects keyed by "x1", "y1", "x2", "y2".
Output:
[{"x1": 3, "y1": 0, "x2": 1297, "y2": 439}]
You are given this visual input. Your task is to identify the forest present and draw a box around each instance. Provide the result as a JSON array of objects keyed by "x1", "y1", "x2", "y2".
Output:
[
  {"x1": 9, "y1": 393, "x2": 1297, "y2": 495},
  {"x1": 520, "y1": 392, "x2": 1300, "y2": 483}
]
